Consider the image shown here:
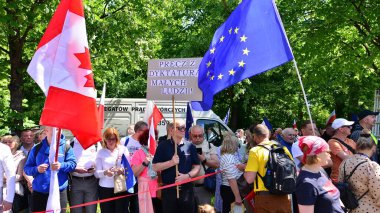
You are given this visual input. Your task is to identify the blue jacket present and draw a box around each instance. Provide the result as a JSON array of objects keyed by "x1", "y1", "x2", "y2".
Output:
[{"x1": 24, "y1": 136, "x2": 76, "y2": 193}]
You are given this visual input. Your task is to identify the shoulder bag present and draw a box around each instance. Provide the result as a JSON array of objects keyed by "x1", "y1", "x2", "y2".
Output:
[{"x1": 114, "y1": 148, "x2": 127, "y2": 194}]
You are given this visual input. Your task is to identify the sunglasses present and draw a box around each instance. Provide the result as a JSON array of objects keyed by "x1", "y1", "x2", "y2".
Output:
[
  {"x1": 106, "y1": 137, "x2": 117, "y2": 141},
  {"x1": 176, "y1": 126, "x2": 186, "y2": 131}
]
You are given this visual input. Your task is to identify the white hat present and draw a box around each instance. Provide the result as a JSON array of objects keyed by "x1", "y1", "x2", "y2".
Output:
[{"x1": 331, "y1": 118, "x2": 354, "y2": 130}]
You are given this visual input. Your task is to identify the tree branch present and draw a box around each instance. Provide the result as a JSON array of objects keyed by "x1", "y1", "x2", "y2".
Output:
[
  {"x1": 100, "y1": 2, "x2": 127, "y2": 19},
  {"x1": 221, "y1": 0, "x2": 229, "y2": 13},
  {"x1": 21, "y1": 0, "x2": 48, "y2": 42},
  {"x1": 0, "y1": 46, "x2": 10, "y2": 54}
]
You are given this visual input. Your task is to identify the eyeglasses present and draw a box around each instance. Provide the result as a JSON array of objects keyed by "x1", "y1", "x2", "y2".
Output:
[
  {"x1": 106, "y1": 137, "x2": 117, "y2": 141},
  {"x1": 176, "y1": 126, "x2": 186, "y2": 131},
  {"x1": 192, "y1": 134, "x2": 204, "y2": 138}
]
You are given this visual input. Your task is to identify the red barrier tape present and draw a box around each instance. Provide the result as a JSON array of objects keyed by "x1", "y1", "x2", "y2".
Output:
[{"x1": 35, "y1": 170, "x2": 224, "y2": 213}]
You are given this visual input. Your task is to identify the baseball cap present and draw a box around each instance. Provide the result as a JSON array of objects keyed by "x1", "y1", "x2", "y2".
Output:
[
  {"x1": 358, "y1": 109, "x2": 379, "y2": 120},
  {"x1": 331, "y1": 118, "x2": 354, "y2": 130}
]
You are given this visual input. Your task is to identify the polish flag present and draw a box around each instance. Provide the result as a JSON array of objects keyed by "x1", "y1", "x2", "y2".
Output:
[
  {"x1": 27, "y1": 0, "x2": 101, "y2": 149},
  {"x1": 144, "y1": 101, "x2": 164, "y2": 128},
  {"x1": 326, "y1": 110, "x2": 336, "y2": 125},
  {"x1": 148, "y1": 117, "x2": 157, "y2": 155},
  {"x1": 293, "y1": 119, "x2": 297, "y2": 129},
  {"x1": 98, "y1": 83, "x2": 106, "y2": 129}
]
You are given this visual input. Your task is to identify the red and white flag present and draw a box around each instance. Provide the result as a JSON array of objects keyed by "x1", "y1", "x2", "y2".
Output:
[
  {"x1": 98, "y1": 82, "x2": 106, "y2": 129},
  {"x1": 46, "y1": 128, "x2": 60, "y2": 213},
  {"x1": 326, "y1": 110, "x2": 336, "y2": 125},
  {"x1": 148, "y1": 118, "x2": 157, "y2": 155},
  {"x1": 27, "y1": 0, "x2": 101, "y2": 149},
  {"x1": 293, "y1": 119, "x2": 297, "y2": 129},
  {"x1": 144, "y1": 101, "x2": 164, "y2": 128}
]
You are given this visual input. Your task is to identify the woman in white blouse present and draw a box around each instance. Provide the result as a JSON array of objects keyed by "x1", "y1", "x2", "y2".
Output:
[
  {"x1": 2, "y1": 135, "x2": 24, "y2": 212},
  {"x1": 95, "y1": 127, "x2": 130, "y2": 213},
  {"x1": 219, "y1": 133, "x2": 243, "y2": 213}
]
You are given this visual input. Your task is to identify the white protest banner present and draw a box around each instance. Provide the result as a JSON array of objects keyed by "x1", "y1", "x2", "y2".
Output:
[{"x1": 146, "y1": 58, "x2": 203, "y2": 101}]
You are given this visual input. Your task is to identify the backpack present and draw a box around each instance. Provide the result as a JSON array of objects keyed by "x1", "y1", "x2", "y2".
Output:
[
  {"x1": 27, "y1": 141, "x2": 71, "y2": 163},
  {"x1": 336, "y1": 160, "x2": 368, "y2": 210},
  {"x1": 256, "y1": 143, "x2": 297, "y2": 195}
]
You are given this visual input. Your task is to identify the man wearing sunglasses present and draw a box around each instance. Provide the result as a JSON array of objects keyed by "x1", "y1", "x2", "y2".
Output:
[
  {"x1": 153, "y1": 119, "x2": 200, "y2": 213},
  {"x1": 328, "y1": 118, "x2": 356, "y2": 184},
  {"x1": 351, "y1": 109, "x2": 379, "y2": 163}
]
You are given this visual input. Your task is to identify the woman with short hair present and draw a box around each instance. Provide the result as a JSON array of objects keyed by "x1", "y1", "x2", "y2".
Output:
[
  {"x1": 95, "y1": 127, "x2": 130, "y2": 213},
  {"x1": 296, "y1": 136, "x2": 344, "y2": 213},
  {"x1": 338, "y1": 129, "x2": 380, "y2": 212},
  {"x1": 219, "y1": 133, "x2": 243, "y2": 213}
]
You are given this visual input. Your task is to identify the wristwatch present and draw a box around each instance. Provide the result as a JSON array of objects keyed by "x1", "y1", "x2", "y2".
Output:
[{"x1": 142, "y1": 161, "x2": 149, "y2": 167}]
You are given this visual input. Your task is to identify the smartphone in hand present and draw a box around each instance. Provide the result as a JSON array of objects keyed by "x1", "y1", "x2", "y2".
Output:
[{"x1": 196, "y1": 148, "x2": 203, "y2": 155}]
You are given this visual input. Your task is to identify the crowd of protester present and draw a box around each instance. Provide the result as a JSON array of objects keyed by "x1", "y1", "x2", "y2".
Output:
[{"x1": 1, "y1": 109, "x2": 380, "y2": 213}]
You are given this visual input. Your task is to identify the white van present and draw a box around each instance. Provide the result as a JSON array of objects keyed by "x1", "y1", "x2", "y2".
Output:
[{"x1": 102, "y1": 98, "x2": 232, "y2": 146}]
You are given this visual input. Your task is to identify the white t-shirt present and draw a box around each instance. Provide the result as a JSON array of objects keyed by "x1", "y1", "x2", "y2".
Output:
[
  {"x1": 72, "y1": 139, "x2": 98, "y2": 177},
  {"x1": 123, "y1": 136, "x2": 141, "y2": 162},
  {"x1": 291, "y1": 141, "x2": 303, "y2": 171}
]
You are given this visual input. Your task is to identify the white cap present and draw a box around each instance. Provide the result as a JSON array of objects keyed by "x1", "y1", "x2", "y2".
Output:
[{"x1": 331, "y1": 118, "x2": 354, "y2": 130}]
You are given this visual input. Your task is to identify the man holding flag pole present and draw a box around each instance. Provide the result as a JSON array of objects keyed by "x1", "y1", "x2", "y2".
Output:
[
  {"x1": 24, "y1": 126, "x2": 76, "y2": 213},
  {"x1": 26, "y1": 0, "x2": 102, "y2": 212}
]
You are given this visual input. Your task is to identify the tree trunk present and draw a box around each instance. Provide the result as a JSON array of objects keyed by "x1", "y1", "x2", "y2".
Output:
[{"x1": 7, "y1": 33, "x2": 25, "y2": 131}]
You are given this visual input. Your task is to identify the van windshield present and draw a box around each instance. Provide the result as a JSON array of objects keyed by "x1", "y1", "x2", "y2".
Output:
[{"x1": 196, "y1": 119, "x2": 228, "y2": 147}]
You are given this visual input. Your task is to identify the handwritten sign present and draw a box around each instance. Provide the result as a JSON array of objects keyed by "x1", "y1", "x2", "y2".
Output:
[{"x1": 146, "y1": 58, "x2": 203, "y2": 100}]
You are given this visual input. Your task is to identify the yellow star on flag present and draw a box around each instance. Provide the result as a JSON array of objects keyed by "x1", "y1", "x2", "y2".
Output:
[
  {"x1": 240, "y1": 35, "x2": 247, "y2": 42},
  {"x1": 234, "y1": 27, "x2": 239, "y2": 34},
  {"x1": 238, "y1": 60, "x2": 245, "y2": 67},
  {"x1": 229, "y1": 69, "x2": 235, "y2": 76},
  {"x1": 218, "y1": 73, "x2": 223, "y2": 80},
  {"x1": 243, "y1": 48, "x2": 250, "y2": 55},
  {"x1": 210, "y1": 75, "x2": 215, "y2": 80},
  {"x1": 228, "y1": 28, "x2": 232, "y2": 34},
  {"x1": 219, "y1": 36, "x2": 225, "y2": 42},
  {"x1": 206, "y1": 71, "x2": 210, "y2": 76},
  {"x1": 210, "y1": 47, "x2": 216, "y2": 54},
  {"x1": 206, "y1": 61, "x2": 212, "y2": 68}
]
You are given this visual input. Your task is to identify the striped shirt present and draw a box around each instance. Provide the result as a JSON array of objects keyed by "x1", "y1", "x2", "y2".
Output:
[{"x1": 220, "y1": 153, "x2": 243, "y2": 186}]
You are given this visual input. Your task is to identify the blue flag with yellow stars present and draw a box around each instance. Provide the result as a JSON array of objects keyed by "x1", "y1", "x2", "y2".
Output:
[
  {"x1": 185, "y1": 102, "x2": 194, "y2": 140},
  {"x1": 191, "y1": 0, "x2": 294, "y2": 111},
  {"x1": 121, "y1": 154, "x2": 136, "y2": 193}
]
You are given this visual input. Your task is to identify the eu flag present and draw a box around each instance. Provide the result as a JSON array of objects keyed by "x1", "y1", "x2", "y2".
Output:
[
  {"x1": 191, "y1": 0, "x2": 294, "y2": 111},
  {"x1": 185, "y1": 102, "x2": 194, "y2": 140},
  {"x1": 121, "y1": 154, "x2": 136, "y2": 193}
]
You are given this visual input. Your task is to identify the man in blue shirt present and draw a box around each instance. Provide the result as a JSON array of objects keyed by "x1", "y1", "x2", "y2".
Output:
[
  {"x1": 24, "y1": 126, "x2": 76, "y2": 213},
  {"x1": 153, "y1": 119, "x2": 200, "y2": 213}
]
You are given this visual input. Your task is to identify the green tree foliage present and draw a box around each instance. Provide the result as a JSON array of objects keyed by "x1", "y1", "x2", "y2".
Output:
[{"x1": 0, "y1": 0, "x2": 379, "y2": 133}]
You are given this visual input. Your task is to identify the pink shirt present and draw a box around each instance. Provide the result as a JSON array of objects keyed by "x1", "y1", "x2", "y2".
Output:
[
  {"x1": 131, "y1": 149, "x2": 149, "y2": 177},
  {"x1": 131, "y1": 149, "x2": 158, "y2": 198}
]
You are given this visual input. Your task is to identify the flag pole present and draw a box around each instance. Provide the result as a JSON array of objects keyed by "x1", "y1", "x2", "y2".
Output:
[
  {"x1": 54, "y1": 128, "x2": 62, "y2": 162},
  {"x1": 293, "y1": 60, "x2": 316, "y2": 135},
  {"x1": 172, "y1": 95, "x2": 179, "y2": 198}
]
